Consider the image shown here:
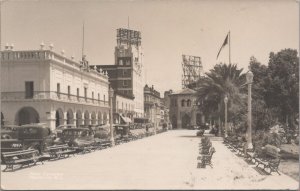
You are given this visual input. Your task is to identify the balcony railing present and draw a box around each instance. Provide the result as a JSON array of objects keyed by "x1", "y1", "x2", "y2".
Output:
[
  {"x1": 1, "y1": 50, "x2": 109, "y2": 81},
  {"x1": 1, "y1": 91, "x2": 109, "y2": 107}
]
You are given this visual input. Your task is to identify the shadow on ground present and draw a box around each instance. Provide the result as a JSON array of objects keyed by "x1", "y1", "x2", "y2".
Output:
[{"x1": 178, "y1": 135, "x2": 199, "y2": 138}]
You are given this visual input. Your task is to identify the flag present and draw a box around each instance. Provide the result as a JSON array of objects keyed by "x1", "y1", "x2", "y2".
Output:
[{"x1": 216, "y1": 33, "x2": 229, "y2": 59}]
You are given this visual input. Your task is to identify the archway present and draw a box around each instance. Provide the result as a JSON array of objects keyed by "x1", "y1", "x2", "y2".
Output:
[
  {"x1": 103, "y1": 112, "x2": 108, "y2": 124},
  {"x1": 66, "y1": 109, "x2": 74, "y2": 125},
  {"x1": 84, "y1": 111, "x2": 90, "y2": 125},
  {"x1": 16, "y1": 107, "x2": 40, "y2": 125},
  {"x1": 98, "y1": 112, "x2": 102, "y2": 125},
  {"x1": 91, "y1": 112, "x2": 96, "y2": 125},
  {"x1": 171, "y1": 115, "x2": 177, "y2": 129},
  {"x1": 55, "y1": 108, "x2": 64, "y2": 127},
  {"x1": 76, "y1": 110, "x2": 82, "y2": 127},
  {"x1": 182, "y1": 113, "x2": 191, "y2": 129},
  {"x1": 1, "y1": 112, "x2": 4, "y2": 125}
]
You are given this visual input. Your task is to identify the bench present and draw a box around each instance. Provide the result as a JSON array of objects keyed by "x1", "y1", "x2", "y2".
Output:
[
  {"x1": 199, "y1": 142, "x2": 212, "y2": 154},
  {"x1": 245, "y1": 144, "x2": 262, "y2": 164},
  {"x1": 197, "y1": 147, "x2": 216, "y2": 168},
  {"x1": 255, "y1": 144, "x2": 281, "y2": 175},
  {"x1": 95, "y1": 139, "x2": 111, "y2": 149},
  {"x1": 236, "y1": 142, "x2": 248, "y2": 157},
  {"x1": 45, "y1": 144, "x2": 77, "y2": 159},
  {"x1": 2, "y1": 149, "x2": 43, "y2": 171}
]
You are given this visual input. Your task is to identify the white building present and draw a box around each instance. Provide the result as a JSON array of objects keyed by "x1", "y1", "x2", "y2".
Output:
[{"x1": 1, "y1": 44, "x2": 110, "y2": 130}]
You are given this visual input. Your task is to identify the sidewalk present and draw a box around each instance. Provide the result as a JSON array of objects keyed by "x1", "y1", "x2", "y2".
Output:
[
  {"x1": 191, "y1": 134, "x2": 299, "y2": 190},
  {"x1": 1, "y1": 130, "x2": 299, "y2": 190}
]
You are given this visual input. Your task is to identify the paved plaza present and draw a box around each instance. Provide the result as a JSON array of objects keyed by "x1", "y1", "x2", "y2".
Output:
[{"x1": 1, "y1": 130, "x2": 299, "y2": 190}]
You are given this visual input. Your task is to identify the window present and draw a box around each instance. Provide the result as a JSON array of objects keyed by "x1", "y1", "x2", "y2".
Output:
[
  {"x1": 84, "y1": 87, "x2": 87, "y2": 100},
  {"x1": 181, "y1": 100, "x2": 185, "y2": 107},
  {"x1": 57, "y1": 83, "x2": 60, "y2": 93},
  {"x1": 119, "y1": 60, "x2": 123, "y2": 65},
  {"x1": 126, "y1": 60, "x2": 131, "y2": 65},
  {"x1": 68, "y1": 86, "x2": 71, "y2": 98},
  {"x1": 123, "y1": 70, "x2": 127, "y2": 76},
  {"x1": 25, "y1": 81, "x2": 34, "y2": 99},
  {"x1": 187, "y1": 99, "x2": 191, "y2": 107},
  {"x1": 123, "y1": 80, "x2": 128, "y2": 87},
  {"x1": 92, "y1": 91, "x2": 94, "y2": 102},
  {"x1": 104, "y1": 95, "x2": 105, "y2": 102},
  {"x1": 98, "y1": 93, "x2": 100, "y2": 101},
  {"x1": 77, "y1": 88, "x2": 79, "y2": 99}
]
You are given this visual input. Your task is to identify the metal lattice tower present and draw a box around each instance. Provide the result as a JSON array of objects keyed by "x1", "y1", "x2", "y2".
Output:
[{"x1": 182, "y1": 55, "x2": 203, "y2": 88}]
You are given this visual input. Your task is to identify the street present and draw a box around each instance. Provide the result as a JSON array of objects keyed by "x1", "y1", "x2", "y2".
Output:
[{"x1": 1, "y1": 130, "x2": 298, "y2": 190}]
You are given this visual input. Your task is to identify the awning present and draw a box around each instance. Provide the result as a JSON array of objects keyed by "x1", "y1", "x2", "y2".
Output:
[{"x1": 119, "y1": 114, "x2": 132, "y2": 124}]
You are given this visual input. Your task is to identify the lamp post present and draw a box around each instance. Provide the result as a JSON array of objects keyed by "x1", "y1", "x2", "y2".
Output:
[
  {"x1": 224, "y1": 95, "x2": 228, "y2": 137},
  {"x1": 246, "y1": 70, "x2": 254, "y2": 149},
  {"x1": 109, "y1": 87, "x2": 115, "y2": 146}
]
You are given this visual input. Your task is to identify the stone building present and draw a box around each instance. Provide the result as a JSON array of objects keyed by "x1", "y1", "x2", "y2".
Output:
[
  {"x1": 169, "y1": 88, "x2": 204, "y2": 129},
  {"x1": 144, "y1": 85, "x2": 161, "y2": 128},
  {"x1": 1, "y1": 44, "x2": 110, "y2": 130},
  {"x1": 92, "y1": 28, "x2": 144, "y2": 120}
]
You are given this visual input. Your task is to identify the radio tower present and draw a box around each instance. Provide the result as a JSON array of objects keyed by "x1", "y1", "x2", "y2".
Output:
[{"x1": 182, "y1": 55, "x2": 203, "y2": 88}]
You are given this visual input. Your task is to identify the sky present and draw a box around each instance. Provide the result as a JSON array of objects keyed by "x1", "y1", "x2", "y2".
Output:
[{"x1": 1, "y1": 0, "x2": 299, "y2": 95}]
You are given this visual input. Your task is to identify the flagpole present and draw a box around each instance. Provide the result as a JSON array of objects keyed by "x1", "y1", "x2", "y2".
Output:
[
  {"x1": 229, "y1": 31, "x2": 231, "y2": 64},
  {"x1": 82, "y1": 21, "x2": 85, "y2": 59}
]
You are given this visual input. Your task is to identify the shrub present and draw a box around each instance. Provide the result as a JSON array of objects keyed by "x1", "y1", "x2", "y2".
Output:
[
  {"x1": 294, "y1": 136, "x2": 299, "y2": 145},
  {"x1": 253, "y1": 131, "x2": 281, "y2": 148}
]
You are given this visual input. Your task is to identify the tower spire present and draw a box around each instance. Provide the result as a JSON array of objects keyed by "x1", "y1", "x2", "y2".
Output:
[{"x1": 128, "y1": 16, "x2": 130, "y2": 29}]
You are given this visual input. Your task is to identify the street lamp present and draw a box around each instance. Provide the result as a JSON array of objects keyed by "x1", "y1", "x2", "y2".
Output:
[
  {"x1": 224, "y1": 95, "x2": 228, "y2": 138},
  {"x1": 109, "y1": 86, "x2": 115, "y2": 146},
  {"x1": 246, "y1": 70, "x2": 254, "y2": 149}
]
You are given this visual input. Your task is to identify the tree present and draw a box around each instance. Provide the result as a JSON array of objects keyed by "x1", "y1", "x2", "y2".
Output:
[
  {"x1": 196, "y1": 63, "x2": 246, "y2": 132},
  {"x1": 265, "y1": 49, "x2": 299, "y2": 130},
  {"x1": 248, "y1": 56, "x2": 278, "y2": 131}
]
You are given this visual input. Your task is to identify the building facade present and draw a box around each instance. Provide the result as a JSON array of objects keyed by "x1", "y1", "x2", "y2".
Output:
[
  {"x1": 144, "y1": 85, "x2": 161, "y2": 128},
  {"x1": 169, "y1": 88, "x2": 204, "y2": 129},
  {"x1": 1, "y1": 45, "x2": 110, "y2": 130},
  {"x1": 93, "y1": 28, "x2": 144, "y2": 119}
]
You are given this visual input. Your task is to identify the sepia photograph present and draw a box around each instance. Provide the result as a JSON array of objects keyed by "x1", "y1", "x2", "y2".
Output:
[{"x1": 0, "y1": 0, "x2": 299, "y2": 190}]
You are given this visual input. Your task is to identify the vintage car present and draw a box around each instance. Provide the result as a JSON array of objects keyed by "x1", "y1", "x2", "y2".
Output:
[
  {"x1": 92, "y1": 124, "x2": 111, "y2": 139},
  {"x1": 1, "y1": 123, "x2": 55, "y2": 153},
  {"x1": 55, "y1": 124, "x2": 77, "y2": 138},
  {"x1": 1, "y1": 125, "x2": 20, "y2": 139},
  {"x1": 58, "y1": 128, "x2": 96, "y2": 149}
]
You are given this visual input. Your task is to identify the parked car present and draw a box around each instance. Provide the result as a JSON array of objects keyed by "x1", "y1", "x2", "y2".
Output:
[
  {"x1": 1, "y1": 123, "x2": 55, "y2": 153},
  {"x1": 55, "y1": 124, "x2": 77, "y2": 138},
  {"x1": 1, "y1": 125, "x2": 20, "y2": 139},
  {"x1": 58, "y1": 128, "x2": 96, "y2": 148},
  {"x1": 93, "y1": 124, "x2": 112, "y2": 140}
]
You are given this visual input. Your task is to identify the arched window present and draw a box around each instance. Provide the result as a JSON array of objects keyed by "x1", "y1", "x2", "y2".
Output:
[
  {"x1": 181, "y1": 99, "x2": 185, "y2": 107},
  {"x1": 187, "y1": 99, "x2": 191, "y2": 107}
]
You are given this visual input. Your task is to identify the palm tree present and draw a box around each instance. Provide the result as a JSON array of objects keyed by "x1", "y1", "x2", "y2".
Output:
[{"x1": 196, "y1": 63, "x2": 246, "y2": 135}]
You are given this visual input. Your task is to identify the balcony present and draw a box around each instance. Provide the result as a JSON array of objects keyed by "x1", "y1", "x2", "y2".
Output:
[{"x1": 1, "y1": 91, "x2": 109, "y2": 107}]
